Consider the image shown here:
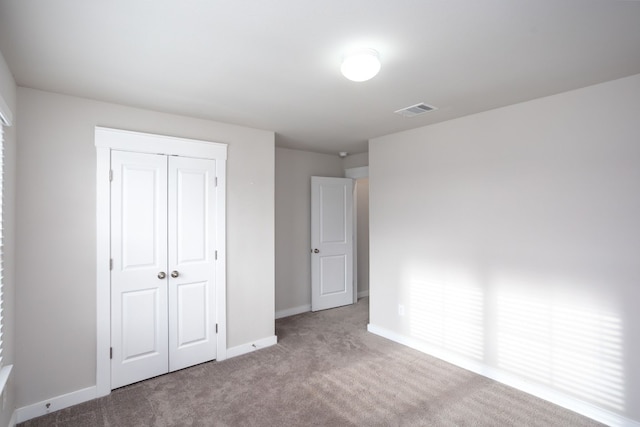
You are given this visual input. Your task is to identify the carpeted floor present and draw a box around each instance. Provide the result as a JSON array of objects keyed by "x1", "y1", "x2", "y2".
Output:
[{"x1": 20, "y1": 298, "x2": 604, "y2": 426}]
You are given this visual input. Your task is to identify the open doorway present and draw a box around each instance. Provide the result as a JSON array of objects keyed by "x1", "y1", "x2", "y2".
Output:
[
  {"x1": 345, "y1": 166, "x2": 369, "y2": 304},
  {"x1": 355, "y1": 177, "x2": 369, "y2": 300}
]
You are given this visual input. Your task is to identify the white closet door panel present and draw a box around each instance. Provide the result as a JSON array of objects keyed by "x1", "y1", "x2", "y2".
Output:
[
  {"x1": 121, "y1": 168, "x2": 162, "y2": 269},
  {"x1": 176, "y1": 281, "x2": 209, "y2": 346},
  {"x1": 168, "y1": 156, "x2": 217, "y2": 371},
  {"x1": 121, "y1": 288, "x2": 162, "y2": 360},
  {"x1": 111, "y1": 151, "x2": 169, "y2": 389},
  {"x1": 176, "y1": 166, "x2": 208, "y2": 264}
]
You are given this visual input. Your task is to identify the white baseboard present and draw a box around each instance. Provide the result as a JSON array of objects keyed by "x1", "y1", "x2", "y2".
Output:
[
  {"x1": 357, "y1": 290, "x2": 369, "y2": 299},
  {"x1": 367, "y1": 324, "x2": 640, "y2": 427},
  {"x1": 16, "y1": 386, "x2": 96, "y2": 424},
  {"x1": 275, "y1": 304, "x2": 310, "y2": 319},
  {"x1": 226, "y1": 335, "x2": 278, "y2": 359}
]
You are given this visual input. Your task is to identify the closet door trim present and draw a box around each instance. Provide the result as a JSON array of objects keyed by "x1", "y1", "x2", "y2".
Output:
[{"x1": 95, "y1": 127, "x2": 227, "y2": 397}]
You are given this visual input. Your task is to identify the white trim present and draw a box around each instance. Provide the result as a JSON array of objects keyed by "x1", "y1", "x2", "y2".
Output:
[
  {"x1": 226, "y1": 335, "x2": 278, "y2": 359},
  {"x1": 345, "y1": 166, "x2": 368, "y2": 179},
  {"x1": 95, "y1": 127, "x2": 227, "y2": 160},
  {"x1": 95, "y1": 144, "x2": 110, "y2": 397},
  {"x1": 0, "y1": 94, "x2": 12, "y2": 127},
  {"x1": 357, "y1": 290, "x2": 369, "y2": 299},
  {"x1": 8, "y1": 410, "x2": 16, "y2": 427},
  {"x1": 16, "y1": 386, "x2": 96, "y2": 423},
  {"x1": 214, "y1": 160, "x2": 228, "y2": 362},
  {"x1": 95, "y1": 127, "x2": 228, "y2": 395},
  {"x1": 275, "y1": 304, "x2": 311, "y2": 319},
  {"x1": 351, "y1": 180, "x2": 358, "y2": 304},
  {"x1": 367, "y1": 324, "x2": 640, "y2": 427},
  {"x1": 0, "y1": 364, "x2": 12, "y2": 396}
]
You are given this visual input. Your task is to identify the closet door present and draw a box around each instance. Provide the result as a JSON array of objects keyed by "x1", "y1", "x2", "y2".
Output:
[
  {"x1": 111, "y1": 151, "x2": 169, "y2": 389},
  {"x1": 167, "y1": 156, "x2": 217, "y2": 370}
]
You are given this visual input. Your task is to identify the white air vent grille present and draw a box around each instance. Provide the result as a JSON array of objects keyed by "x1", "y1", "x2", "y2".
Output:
[{"x1": 394, "y1": 103, "x2": 437, "y2": 118}]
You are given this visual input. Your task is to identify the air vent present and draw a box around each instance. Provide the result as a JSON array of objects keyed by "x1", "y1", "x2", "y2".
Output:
[{"x1": 394, "y1": 102, "x2": 437, "y2": 118}]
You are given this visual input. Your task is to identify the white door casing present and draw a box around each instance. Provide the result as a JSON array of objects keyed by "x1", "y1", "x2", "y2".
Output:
[
  {"x1": 96, "y1": 127, "x2": 227, "y2": 397},
  {"x1": 311, "y1": 177, "x2": 354, "y2": 311}
]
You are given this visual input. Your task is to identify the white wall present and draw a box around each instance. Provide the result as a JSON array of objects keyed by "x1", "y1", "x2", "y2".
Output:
[
  {"x1": 369, "y1": 74, "x2": 640, "y2": 423},
  {"x1": 274, "y1": 147, "x2": 344, "y2": 316},
  {"x1": 15, "y1": 88, "x2": 275, "y2": 409},
  {"x1": 0, "y1": 49, "x2": 17, "y2": 427}
]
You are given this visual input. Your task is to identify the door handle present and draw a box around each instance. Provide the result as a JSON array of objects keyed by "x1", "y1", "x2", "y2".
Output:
[
  {"x1": 171, "y1": 270, "x2": 179, "y2": 278},
  {"x1": 313, "y1": 248, "x2": 320, "y2": 253},
  {"x1": 157, "y1": 272, "x2": 166, "y2": 279}
]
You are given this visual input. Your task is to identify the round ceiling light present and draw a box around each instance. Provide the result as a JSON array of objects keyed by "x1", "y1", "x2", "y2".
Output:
[{"x1": 341, "y1": 48, "x2": 381, "y2": 82}]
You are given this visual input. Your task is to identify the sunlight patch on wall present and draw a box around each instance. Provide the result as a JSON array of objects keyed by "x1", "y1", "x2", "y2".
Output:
[
  {"x1": 496, "y1": 292, "x2": 624, "y2": 411},
  {"x1": 409, "y1": 279, "x2": 484, "y2": 360}
]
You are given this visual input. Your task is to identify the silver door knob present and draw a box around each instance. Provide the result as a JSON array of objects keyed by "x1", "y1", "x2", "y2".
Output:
[
  {"x1": 157, "y1": 272, "x2": 166, "y2": 279},
  {"x1": 313, "y1": 248, "x2": 320, "y2": 253},
  {"x1": 171, "y1": 270, "x2": 179, "y2": 278}
]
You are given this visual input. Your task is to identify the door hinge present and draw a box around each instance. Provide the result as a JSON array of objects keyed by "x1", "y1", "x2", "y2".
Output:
[
  {"x1": 110, "y1": 347, "x2": 113, "y2": 359},
  {"x1": 109, "y1": 169, "x2": 113, "y2": 181},
  {"x1": 215, "y1": 177, "x2": 218, "y2": 187},
  {"x1": 216, "y1": 324, "x2": 218, "y2": 334},
  {"x1": 215, "y1": 250, "x2": 218, "y2": 260},
  {"x1": 110, "y1": 259, "x2": 113, "y2": 270}
]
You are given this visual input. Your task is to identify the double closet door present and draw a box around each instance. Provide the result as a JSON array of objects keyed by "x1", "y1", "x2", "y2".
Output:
[{"x1": 110, "y1": 150, "x2": 218, "y2": 389}]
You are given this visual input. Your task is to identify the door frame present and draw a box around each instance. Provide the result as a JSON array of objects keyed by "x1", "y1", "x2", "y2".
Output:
[
  {"x1": 95, "y1": 127, "x2": 227, "y2": 397},
  {"x1": 345, "y1": 166, "x2": 369, "y2": 302}
]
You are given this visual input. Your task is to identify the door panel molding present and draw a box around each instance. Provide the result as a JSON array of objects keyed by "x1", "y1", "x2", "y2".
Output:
[
  {"x1": 320, "y1": 254, "x2": 348, "y2": 295},
  {"x1": 95, "y1": 127, "x2": 227, "y2": 397}
]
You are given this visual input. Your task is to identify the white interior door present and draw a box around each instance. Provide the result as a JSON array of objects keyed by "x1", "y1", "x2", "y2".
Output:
[
  {"x1": 311, "y1": 177, "x2": 354, "y2": 311},
  {"x1": 111, "y1": 151, "x2": 218, "y2": 388},
  {"x1": 111, "y1": 151, "x2": 169, "y2": 389},
  {"x1": 168, "y1": 156, "x2": 217, "y2": 371}
]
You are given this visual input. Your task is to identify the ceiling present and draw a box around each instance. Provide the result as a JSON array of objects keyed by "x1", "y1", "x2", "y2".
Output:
[{"x1": 1, "y1": 0, "x2": 640, "y2": 155}]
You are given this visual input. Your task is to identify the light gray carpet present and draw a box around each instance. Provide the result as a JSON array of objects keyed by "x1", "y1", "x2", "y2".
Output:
[{"x1": 20, "y1": 298, "x2": 604, "y2": 426}]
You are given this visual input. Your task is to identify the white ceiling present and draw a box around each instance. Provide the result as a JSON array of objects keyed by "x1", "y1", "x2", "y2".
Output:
[{"x1": 1, "y1": 0, "x2": 639, "y2": 155}]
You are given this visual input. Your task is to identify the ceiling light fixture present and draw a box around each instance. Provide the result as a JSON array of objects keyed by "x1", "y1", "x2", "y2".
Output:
[{"x1": 341, "y1": 48, "x2": 381, "y2": 82}]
